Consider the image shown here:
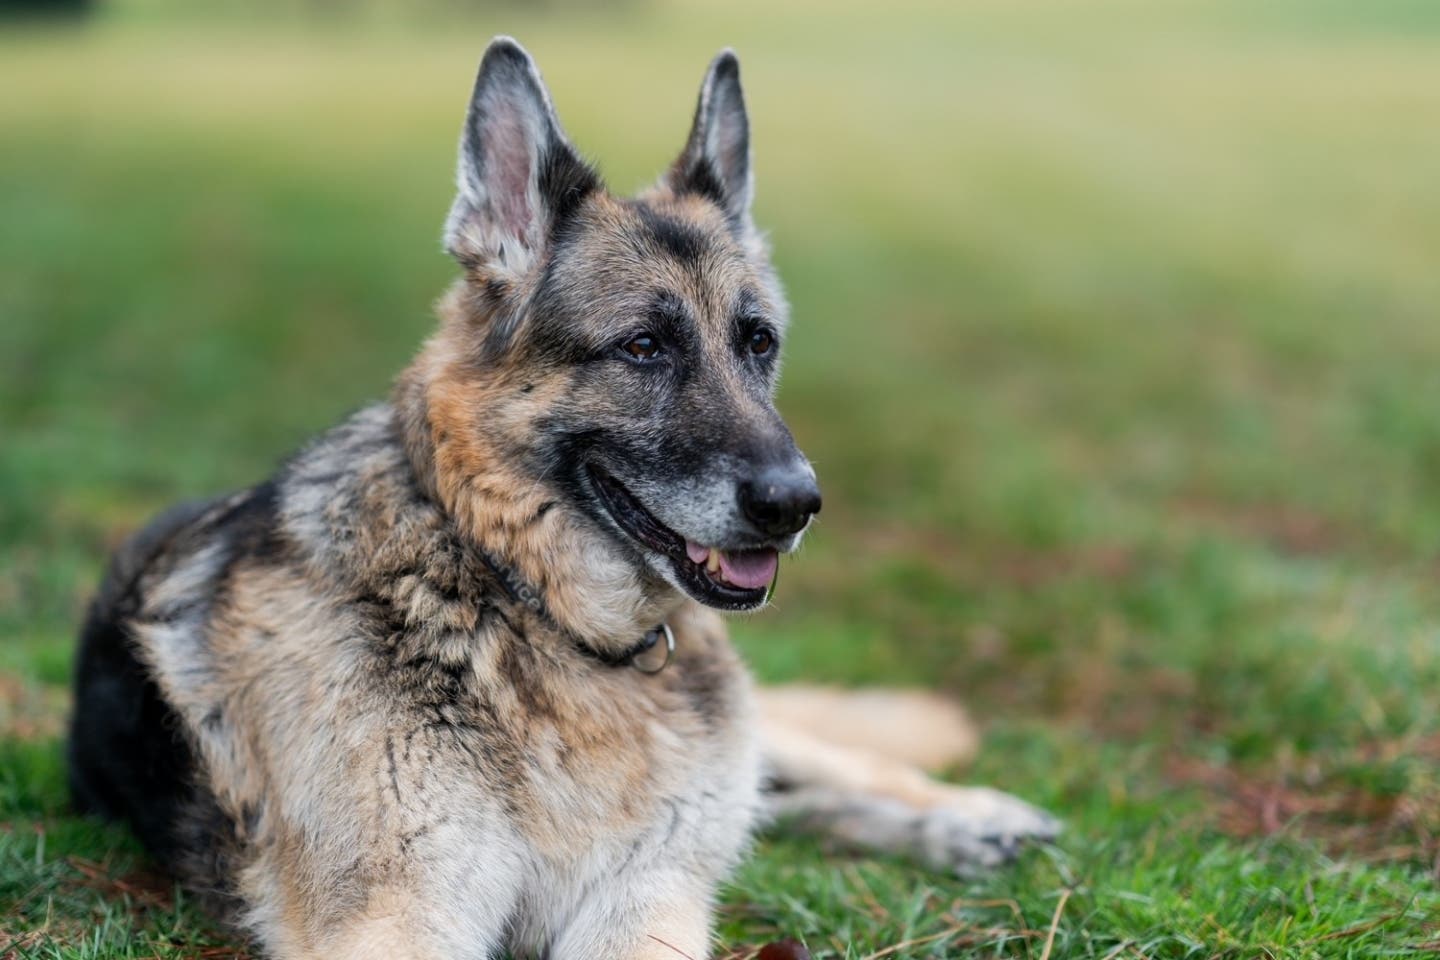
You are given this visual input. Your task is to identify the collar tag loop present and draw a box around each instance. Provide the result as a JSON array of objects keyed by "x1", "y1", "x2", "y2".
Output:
[{"x1": 630, "y1": 622, "x2": 675, "y2": 674}]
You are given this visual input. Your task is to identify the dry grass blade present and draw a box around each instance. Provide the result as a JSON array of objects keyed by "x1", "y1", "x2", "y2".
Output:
[
  {"x1": 1037, "y1": 889, "x2": 1072, "y2": 960},
  {"x1": 714, "y1": 947, "x2": 763, "y2": 960},
  {"x1": 842, "y1": 863, "x2": 892, "y2": 922},
  {"x1": 1300, "y1": 912, "x2": 1402, "y2": 945},
  {"x1": 859, "y1": 925, "x2": 964, "y2": 960},
  {"x1": 646, "y1": 933, "x2": 699, "y2": 960}
]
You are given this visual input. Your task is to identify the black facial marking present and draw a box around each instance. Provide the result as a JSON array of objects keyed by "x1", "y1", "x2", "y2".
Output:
[
  {"x1": 729, "y1": 288, "x2": 767, "y2": 337},
  {"x1": 522, "y1": 299, "x2": 597, "y2": 366},
  {"x1": 520, "y1": 242, "x2": 606, "y2": 366},
  {"x1": 640, "y1": 290, "x2": 701, "y2": 359},
  {"x1": 650, "y1": 289, "x2": 690, "y2": 326},
  {"x1": 637, "y1": 204, "x2": 710, "y2": 265}
]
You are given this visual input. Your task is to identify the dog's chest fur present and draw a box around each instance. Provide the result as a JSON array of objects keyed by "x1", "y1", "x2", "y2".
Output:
[{"x1": 127, "y1": 405, "x2": 761, "y2": 951}]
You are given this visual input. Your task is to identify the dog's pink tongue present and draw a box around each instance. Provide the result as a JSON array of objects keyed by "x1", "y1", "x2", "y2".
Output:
[
  {"x1": 717, "y1": 547, "x2": 779, "y2": 590},
  {"x1": 686, "y1": 541, "x2": 710, "y2": 565}
]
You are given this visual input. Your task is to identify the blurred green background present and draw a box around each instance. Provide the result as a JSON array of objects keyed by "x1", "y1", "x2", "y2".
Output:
[{"x1": 3, "y1": 0, "x2": 1440, "y2": 956}]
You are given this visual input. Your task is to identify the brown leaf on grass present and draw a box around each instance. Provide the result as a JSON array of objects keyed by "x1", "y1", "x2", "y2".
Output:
[
  {"x1": 1166, "y1": 752, "x2": 1440, "y2": 866},
  {"x1": 66, "y1": 856, "x2": 175, "y2": 911},
  {"x1": 1172, "y1": 497, "x2": 1357, "y2": 558},
  {"x1": 992, "y1": 544, "x2": 1138, "y2": 590},
  {"x1": 756, "y1": 939, "x2": 812, "y2": 960},
  {"x1": 0, "y1": 931, "x2": 46, "y2": 960},
  {"x1": 840, "y1": 520, "x2": 1139, "y2": 589},
  {"x1": 140, "y1": 946, "x2": 253, "y2": 959}
]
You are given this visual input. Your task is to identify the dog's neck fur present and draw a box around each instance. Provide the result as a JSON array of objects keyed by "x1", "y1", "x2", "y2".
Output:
[{"x1": 393, "y1": 285, "x2": 687, "y2": 652}]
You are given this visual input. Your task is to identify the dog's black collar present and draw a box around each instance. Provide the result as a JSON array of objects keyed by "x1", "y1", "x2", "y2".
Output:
[
  {"x1": 575, "y1": 622, "x2": 675, "y2": 673},
  {"x1": 474, "y1": 546, "x2": 674, "y2": 673}
]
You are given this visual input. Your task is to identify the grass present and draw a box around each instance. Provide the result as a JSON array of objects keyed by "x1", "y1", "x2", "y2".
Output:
[{"x1": 3, "y1": 0, "x2": 1440, "y2": 956}]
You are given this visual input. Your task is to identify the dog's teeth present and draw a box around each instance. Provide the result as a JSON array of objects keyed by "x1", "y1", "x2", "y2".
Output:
[{"x1": 707, "y1": 550, "x2": 723, "y2": 574}]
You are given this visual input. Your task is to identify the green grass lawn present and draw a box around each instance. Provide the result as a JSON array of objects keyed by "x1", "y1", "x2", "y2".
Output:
[{"x1": 4, "y1": 0, "x2": 1440, "y2": 956}]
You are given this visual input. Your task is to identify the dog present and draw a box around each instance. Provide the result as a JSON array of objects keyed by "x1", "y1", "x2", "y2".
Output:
[{"x1": 68, "y1": 38, "x2": 1058, "y2": 959}]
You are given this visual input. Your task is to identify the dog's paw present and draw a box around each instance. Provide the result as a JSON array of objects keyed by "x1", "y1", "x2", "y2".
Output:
[
  {"x1": 912, "y1": 786, "x2": 1061, "y2": 873},
  {"x1": 774, "y1": 783, "x2": 1060, "y2": 873}
]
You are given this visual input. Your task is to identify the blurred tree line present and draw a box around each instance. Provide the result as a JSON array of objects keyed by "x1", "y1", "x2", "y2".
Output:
[
  {"x1": 1, "y1": 0, "x2": 637, "y2": 19},
  {"x1": 2, "y1": 0, "x2": 93, "y2": 17}
]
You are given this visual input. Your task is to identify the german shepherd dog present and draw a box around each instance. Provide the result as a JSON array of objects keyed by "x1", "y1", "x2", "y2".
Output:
[{"x1": 68, "y1": 38, "x2": 1057, "y2": 959}]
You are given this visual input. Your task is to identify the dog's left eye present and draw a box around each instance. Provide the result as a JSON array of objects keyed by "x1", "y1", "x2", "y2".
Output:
[
  {"x1": 748, "y1": 329, "x2": 776, "y2": 356},
  {"x1": 622, "y1": 334, "x2": 663, "y2": 362}
]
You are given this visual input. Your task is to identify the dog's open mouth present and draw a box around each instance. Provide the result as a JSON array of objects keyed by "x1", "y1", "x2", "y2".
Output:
[{"x1": 588, "y1": 464, "x2": 777, "y2": 610}]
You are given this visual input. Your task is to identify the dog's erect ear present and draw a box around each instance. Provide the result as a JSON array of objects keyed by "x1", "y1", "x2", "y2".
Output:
[
  {"x1": 667, "y1": 49, "x2": 754, "y2": 235},
  {"x1": 443, "y1": 37, "x2": 600, "y2": 275}
]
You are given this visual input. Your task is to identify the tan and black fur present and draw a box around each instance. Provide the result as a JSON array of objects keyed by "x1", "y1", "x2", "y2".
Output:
[{"x1": 68, "y1": 39, "x2": 1057, "y2": 960}]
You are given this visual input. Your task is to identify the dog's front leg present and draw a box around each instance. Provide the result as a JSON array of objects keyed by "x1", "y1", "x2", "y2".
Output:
[
  {"x1": 759, "y1": 710, "x2": 1060, "y2": 873},
  {"x1": 244, "y1": 830, "x2": 523, "y2": 960},
  {"x1": 548, "y1": 872, "x2": 714, "y2": 960},
  {"x1": 305, "y1": 886, "x2": 459, "y2": 960},
  {"x1": 262, "y1": 879, "x2": 515, "y2": 960}
]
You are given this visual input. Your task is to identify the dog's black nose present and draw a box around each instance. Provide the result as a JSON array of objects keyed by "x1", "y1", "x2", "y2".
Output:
[{"x1": 739, "y1": 466, "x2": 821, "y2": 538}]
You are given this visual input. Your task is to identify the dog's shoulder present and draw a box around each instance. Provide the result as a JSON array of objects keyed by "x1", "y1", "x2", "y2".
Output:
[{"x1": 274, "y1": 403, "x2": 449, "y2": 587}]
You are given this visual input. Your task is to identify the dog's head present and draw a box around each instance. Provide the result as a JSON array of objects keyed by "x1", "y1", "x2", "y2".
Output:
[{"x1": 412, "y1": 37, "x2": 818, "y2": 615}]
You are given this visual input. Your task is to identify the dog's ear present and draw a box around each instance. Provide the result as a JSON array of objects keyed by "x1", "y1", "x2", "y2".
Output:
[
  {"x1": 667, "y1": 49, "x2": 754, "y2": 236},
  {"x1": 443, "y1": 37, "x2": 600, "y2": 276}
]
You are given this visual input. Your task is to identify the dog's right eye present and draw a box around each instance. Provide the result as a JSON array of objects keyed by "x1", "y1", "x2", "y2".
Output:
[{"x1": 621, "y1": 334, "x2": 663, "y2": 362}]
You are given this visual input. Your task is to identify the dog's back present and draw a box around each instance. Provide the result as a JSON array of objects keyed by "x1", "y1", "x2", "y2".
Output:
[
  {"x1": 70, "y1": 497, "x2": 209, "y2": 843},
  {"x1": 69, "y1": 488, "x2": 270, "y2": 910}
]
